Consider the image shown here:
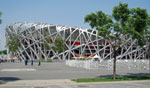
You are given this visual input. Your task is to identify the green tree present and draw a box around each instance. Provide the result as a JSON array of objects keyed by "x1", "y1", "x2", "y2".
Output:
[
  {"x1": 0, "y1": 50, "x2": 7, "y2": 55},
  {"x1": 42, "y1": 36, "x2": 53, "y2": 61},
  {"x1": 128, "y1": 7, "x2": 149, "y2": 46},
  {"x1": 43, "y1": 36, "x2": 52, "y2": 50},
  {"x1": 0, "y1": 12, "x2": 2, "y2": 56},
  {"x1": 2, "y1": 50, "x2": 7, "y2": 55},
  {"x1": 0, "y1": 51, "x2": 2, "y2": 55},
  {"x1": 0, "y1": 12, "x2": 2, "y2": 55},
  {"x1": 53, "y1": 36, "x2": 67, "y2": 60},
  {"x1": 6, "y1": 35, "x2": 21, "y2": 54},
  {"x1": 84, "y1": 2, "x2": 149, "y2": 80},
  {"x1": 128, "y1": 8, "x2": 149, "y2": 77},
  {"x1": 144, "y1": 13, "x2": 150, "y2": 76}
]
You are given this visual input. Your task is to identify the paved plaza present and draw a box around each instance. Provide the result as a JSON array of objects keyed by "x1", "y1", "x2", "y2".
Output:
[
  {"x1": 0, "y1": 61, "x2": 150, "y2": 88},
  {"x1": 0, "y1": 79, "x2": 150, "y2": 88}
]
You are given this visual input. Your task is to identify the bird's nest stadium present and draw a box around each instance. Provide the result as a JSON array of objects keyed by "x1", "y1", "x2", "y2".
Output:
[{"x1": 5, "y1": 22, "x2": 149, "y2": 61}]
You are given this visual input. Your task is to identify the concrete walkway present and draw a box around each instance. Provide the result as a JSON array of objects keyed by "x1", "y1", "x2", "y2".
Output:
[
  {"x1": 0, "y1": 79, "x2": 76, "y2": 87},
  {"x1": 0, "y1": 62, "x2": 149, "y2": 80},
  {"x1": 0, "y1": 62, "x2": 150, "y2": 88},
  {"x1": 0, "y1": 79, "x2": 150, "y2": 88}
]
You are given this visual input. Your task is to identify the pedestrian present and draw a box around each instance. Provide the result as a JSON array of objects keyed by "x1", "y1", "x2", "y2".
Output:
[
  {"x1": 24, "y1": 59, "x2": 26, "y2": 65},
  {"x1": 24, "y1": 59, "x2": 28, "y2": 66},
  {"x1": 38, "y1": 59, "x2": 41, "y2": 66},
  {"x1": 19, "y1": 58, "x2": 22, "y2": 62},
  {"x1": 31, "y1": 59, "x2": 34, "y2": 66},
  {"x1": 0, "y1": 58, "x2": 1, "y2": 64}
]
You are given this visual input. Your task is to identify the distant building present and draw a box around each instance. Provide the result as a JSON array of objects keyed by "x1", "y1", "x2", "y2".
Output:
[{"x1": 5, "y1": 22, "x2": 147, "y2": 60}]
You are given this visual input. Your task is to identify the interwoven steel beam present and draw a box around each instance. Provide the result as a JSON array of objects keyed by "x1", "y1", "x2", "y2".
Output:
[{"x1": 5, "y1": 22, "x2": 147, "y2": 61}]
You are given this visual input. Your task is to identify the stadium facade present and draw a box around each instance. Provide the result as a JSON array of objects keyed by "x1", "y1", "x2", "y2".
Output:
[{"x1": 5, "y1": 22, "x2": 147, "y2": 61}]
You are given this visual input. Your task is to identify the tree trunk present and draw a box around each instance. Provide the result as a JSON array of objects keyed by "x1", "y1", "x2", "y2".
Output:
[
  {"x1": 113, "y1": 48, "x2": 117, "y2": 80},
  {"x1": 148, "y1": 45, "x2": 150, "y2": 77},
  {"x1": 149, "y1": 52, "x2": 150, "y2": 77},
  {"x1": 147, "y1": 44, "x2": 150, "y2": 77}
]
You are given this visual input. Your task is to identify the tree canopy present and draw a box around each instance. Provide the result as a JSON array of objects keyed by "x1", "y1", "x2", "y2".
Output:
[
  {"x1": 0, "y1": 50, "x2": 7, "y2": 55},
  {"x1": 84, "y1": 11, "x2": 112, "y2": 29},
  {"x1": 84, "y1": 2, "x2": 150, "y2": 80},
  {"x1": 85, "y1": 2, "x2": 149, "y2": 46},
  {"x1": 6, "y1": 35, "x2": 21, "y2": 53},
  {"x1": 43, "y1": 36, "x2": 52, "y2": 50},
  {"x1": 128, "y1": 8, "x2": 149, "y2": 46},
  {"x1": 53, "y1": 36, "x2": 66, "y2": 53}
]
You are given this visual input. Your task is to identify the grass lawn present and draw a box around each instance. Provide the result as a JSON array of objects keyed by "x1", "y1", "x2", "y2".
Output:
[
  {"x1": 36, "y1": 58, "x2": 52, "y2": 62},
  {"x1": 72, "y1": 76, "x2": 150, "y2": 82}
]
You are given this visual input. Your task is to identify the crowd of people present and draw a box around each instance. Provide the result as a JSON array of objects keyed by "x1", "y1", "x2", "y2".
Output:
[
  {"x1": 0, "y1": 57, "x2": 21, "y2": 63},
  {"x1": 24, "y1": 59, "x2": 41, "y2": 66},
  {"x1": 0, "y1": 57, "x2": 41, "y2": 66}
]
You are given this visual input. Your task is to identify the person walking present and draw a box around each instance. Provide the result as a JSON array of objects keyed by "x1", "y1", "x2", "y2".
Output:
[
  {"x1": 0, "y1": 57, "x2": 2, "y2": 64},
  {"x1": 38, "y1": 59, "x2": 41, "y2": 66},
  {"x1": 31, "y1": 59, "x2": 34, "y2": 66},
  {"x1": 24, "y1": 59, "x2": 27, "y2": 66}
]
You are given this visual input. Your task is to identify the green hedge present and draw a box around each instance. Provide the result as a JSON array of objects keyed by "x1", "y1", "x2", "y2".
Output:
[
  {"x1": 39, "y1": 58, "x2": 52, "y2": 62},
  {"x1": 72, "y1": 76, "x2": 150, "y2": 82}
]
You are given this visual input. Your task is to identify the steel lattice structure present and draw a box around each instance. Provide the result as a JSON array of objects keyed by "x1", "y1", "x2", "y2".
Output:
[{"x1": 5, "y1": 22, "x2": 148, "y2": 61}]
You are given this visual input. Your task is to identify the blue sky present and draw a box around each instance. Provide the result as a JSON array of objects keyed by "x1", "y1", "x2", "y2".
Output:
[{"x1": 0, "y1": 0, "x2": 150, "y2": 49}]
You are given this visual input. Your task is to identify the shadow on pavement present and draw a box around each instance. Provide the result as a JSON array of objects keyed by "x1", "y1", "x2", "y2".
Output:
[
  {"x1": 127, "y1": 73, "x2": 150, "y2": 77},
  {"x1": 0, "y1": 77, "x2": 21, "y2": 84}
]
